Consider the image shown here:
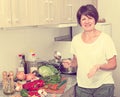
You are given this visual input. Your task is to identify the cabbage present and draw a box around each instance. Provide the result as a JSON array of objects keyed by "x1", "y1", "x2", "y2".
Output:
[{"x1": 38, "y1": 65, "x2": 59, "y2": 77}]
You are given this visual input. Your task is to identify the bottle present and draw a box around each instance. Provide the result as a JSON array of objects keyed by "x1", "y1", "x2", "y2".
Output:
[
  {"x1": 2, "y1": 71, "x2": 15, "y2": 95},
  {"x1": 2, "y1": 71, "x2": 8, "y2": 92},
  {"x1": 29, "y1": 52, "x2": 37, "y2": 73},
  {"x1": 9, "y1": 71, "x2": 15, "y2": 94},
  {"x1": 22, "y1": 55, "x2": 28, "y2": 74},
  {"x1": 17, "y1": 54, "x2": 24, "y2": 72}
]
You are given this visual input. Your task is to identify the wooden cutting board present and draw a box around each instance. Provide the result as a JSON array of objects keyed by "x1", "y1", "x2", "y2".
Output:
[{"x1": 42, "y1": 77, "x2": 67, "y2": 94}]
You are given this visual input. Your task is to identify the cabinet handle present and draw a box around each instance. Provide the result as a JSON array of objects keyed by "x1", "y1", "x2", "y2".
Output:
[
  {"x1": 15, "y1": 19, "x2": 19, "y2": 23},
  {"x1": 8, "y1": 19, "x2": 11, "y2": 24},
  {"x1": 46, "y1": 18, "x2": 49, "y2": 22}
]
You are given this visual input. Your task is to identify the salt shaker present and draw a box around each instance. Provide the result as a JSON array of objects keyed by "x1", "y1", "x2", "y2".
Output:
[
  {"x1": 2, "y1": 71, "x2": 8, "y2": 91},
  {"x1": 2, "y1": 71, "x2": 15, "y2": 95}
]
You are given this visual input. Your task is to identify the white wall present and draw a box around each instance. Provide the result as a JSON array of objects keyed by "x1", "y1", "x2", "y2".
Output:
[
  {"x1": 98, "y1": 1, "x2": 120, "y2": 96},
  {"x1": 0, "y1": 27, "x2": 72, "y2": 80}
]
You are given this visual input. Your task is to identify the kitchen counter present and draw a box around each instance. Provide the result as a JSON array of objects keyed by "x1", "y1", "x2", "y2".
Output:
[
  {"x1": 48, "y1": 74, "x2": 77, "y2": 97},
  {"x1": 0, "y1": 74, "x2": 77, "y2": 97},
  {"x1": 60, "y1": 74, "x2": 77, "y2": 97}
]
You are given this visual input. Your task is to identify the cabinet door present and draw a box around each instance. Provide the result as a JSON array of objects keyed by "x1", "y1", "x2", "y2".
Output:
[
  {"x1": 49, "y1": 0, "x2": 60, "y2": 24},
  {"x1": 60, "y1": 0, "x2": 79, "y2": 24},
  {"x1": 36, "y1": 0, "x2": 60, "y2": 25},
  {"x1": 79, "y1": 0, "x2": 97, "y2": 8},
  {"x1": 0, "y1": 0, "x2": 11, "y2": 27},
  {"x1": 11, "y1": 0, "x2": 34, "y2": 27}
]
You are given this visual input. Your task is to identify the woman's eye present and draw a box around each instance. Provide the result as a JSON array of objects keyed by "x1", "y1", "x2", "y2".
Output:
[
  {"x1": 88, "y1": 16, "x2": 94, "y2": 19},
  {"x1": 88, "y1": 17, "x2": 93, "y2": 19},
  {"x1": 81, "y1": 18, "x2": 86, "y2": 21}
]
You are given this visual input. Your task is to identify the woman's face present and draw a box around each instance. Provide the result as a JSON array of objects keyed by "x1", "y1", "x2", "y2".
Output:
[{"x1": 80, "y1": 15, "x2": 95, "y2": 32}]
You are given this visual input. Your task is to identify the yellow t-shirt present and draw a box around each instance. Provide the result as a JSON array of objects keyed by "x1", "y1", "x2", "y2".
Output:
[{"x1": 71, "y1": 32, "x2": 117, "y2": 88}]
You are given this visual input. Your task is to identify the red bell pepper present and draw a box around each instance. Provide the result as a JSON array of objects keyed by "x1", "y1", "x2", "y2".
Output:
[
  {"x1": 23, "y1": 79, "x2": 45, "y2": 91},
  {"x1": 28, "y1": 91, "x2": 41, "y2": 97}
]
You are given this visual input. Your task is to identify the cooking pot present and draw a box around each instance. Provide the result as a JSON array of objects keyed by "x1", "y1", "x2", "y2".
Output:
[{"x1": 60, "y1": 58, "x2": 77, "y2": 75}]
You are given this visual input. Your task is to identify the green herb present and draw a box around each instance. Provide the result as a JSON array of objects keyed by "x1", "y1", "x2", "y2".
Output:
[
  {"x1": 41, "y1": 73, "x2": 61, "y2": 84},
  {"x1": 20, "y1": 89, "x2": 28, "y2": 97}
]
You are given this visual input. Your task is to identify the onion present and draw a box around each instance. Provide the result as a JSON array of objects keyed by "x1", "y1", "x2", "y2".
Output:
[
  {"x1": 25, "y1": 73, "x2": 35, "y2": 81},
  {"x1": 16, "y1": 71, "x2": 26, "y2": 80},
  {"x1": 15, "y1": 82, "x2": 23, "y2": 92}
]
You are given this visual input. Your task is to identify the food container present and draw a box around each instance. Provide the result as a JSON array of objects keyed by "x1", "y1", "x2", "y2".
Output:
[{"x1": 60, "y1": 58, "x2": 77, "y2": 75}]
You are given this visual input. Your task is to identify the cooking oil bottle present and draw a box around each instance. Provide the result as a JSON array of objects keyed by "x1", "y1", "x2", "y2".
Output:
[
  {"x1": 28, "y1": 50, "x2": 37, "y2": 73},
  {"x1": 17, "y1": 54, "x2": 24, "y2": 72}
]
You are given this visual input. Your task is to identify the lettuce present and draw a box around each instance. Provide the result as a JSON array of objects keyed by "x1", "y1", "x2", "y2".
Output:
[{"x1": 38, "y1": 65, "x2": 59, "y2": 77}]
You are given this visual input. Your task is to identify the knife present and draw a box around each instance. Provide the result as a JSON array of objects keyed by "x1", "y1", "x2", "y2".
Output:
[{"x1": 57, "y1": 79, "x2": 67, "y2": 89}]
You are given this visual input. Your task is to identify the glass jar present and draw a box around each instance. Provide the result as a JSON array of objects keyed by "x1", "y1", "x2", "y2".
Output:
[{"x1": 2, "y1": 71, "x2": 15, "y2": 95}]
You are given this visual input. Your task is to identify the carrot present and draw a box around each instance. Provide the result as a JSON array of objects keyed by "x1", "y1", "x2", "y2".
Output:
[
  {"x1": 49, "y1": 80, "x2": 67, "y2": 90},
  {"x1": 49, "y1": 84, "x2": 58, "y2": 90}
]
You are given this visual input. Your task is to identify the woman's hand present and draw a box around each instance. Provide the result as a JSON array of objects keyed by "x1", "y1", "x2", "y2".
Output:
[
  {"x1": 62, "y1": 59, "x2": 72, "y2": 68},
  {"x1": 87, "y1": 65, "x2": 100, "y2": 78}
]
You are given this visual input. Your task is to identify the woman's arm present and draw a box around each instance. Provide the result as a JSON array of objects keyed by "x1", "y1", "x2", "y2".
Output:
[
  {"x1": 100, "y1": 55, "x2": 117, "y2": 70},
  {"x1": 88, "y1": 55, "x2": 117, "y2": 78},
  {"x1": 71, "y1": 54, "x2": 78, "y2": 67}
]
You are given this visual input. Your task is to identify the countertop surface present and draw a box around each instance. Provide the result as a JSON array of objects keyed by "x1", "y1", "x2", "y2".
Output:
[{"x1": 0, "y1": 74, "x2": 77, "y2": 97}]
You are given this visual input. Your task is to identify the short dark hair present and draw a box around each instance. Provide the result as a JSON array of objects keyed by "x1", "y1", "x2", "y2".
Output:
[{"x1": 76, "y1": 4, "x2": 99, "y2": 26}]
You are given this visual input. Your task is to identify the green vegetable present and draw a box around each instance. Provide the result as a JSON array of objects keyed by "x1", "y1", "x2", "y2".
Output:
[
  {"x1": 41, "y1": 73, "x2": 61, "y2": 84},
  {"x1": 38, "y1": 65, "x2": 61, "y2": 84},
  {"x1": 20, "y1": 89, "x2": 28, "y2": 97},
  {"x1": 38, "y1": 65, "x2": 59, "y2": 77}
]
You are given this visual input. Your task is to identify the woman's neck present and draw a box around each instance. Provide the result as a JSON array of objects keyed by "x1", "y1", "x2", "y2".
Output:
[
  {"x1": 82, "y1": 29, "x2": 101, "y2": 43},
  {"x1": 84, "y1": 29, "x2": 97, "y2": 37}
]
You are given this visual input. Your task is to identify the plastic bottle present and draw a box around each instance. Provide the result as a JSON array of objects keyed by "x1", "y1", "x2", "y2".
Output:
[
  {"x1": 29, "y1": 50, "x2": 37, "y2": 73},
  {"x1": 17, "y1": 54, "x2": 24, "y2": 72}
]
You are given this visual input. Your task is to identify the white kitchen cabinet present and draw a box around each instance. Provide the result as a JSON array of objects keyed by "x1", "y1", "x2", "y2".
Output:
[
  {"x1": 11, "y1": 0, "x2": 34, "y2": 27},
  {"x1": 79, "y1": 0, "x2": 97, "y2": 8},
  {"x1": 0, "y1": 0, "x2": 34, "y2": 28},
  {"x1": 60, "y1": 0, "x2": 80, "y2": 24},
  {"x1": 0, "y1": 0, "x2": 97, "y2": 28},
  {"x1": 0, "y1": 0, "x2": 59, "y2": 27},
  {"x1": 59, "y1": 0, "x2": 97, "y2": 26},
  {"x1": 0, "y1": 0, "x2": 11, "y2": 27},
  {"x1": 35, "y1": 0, "x2": 60, "y2": 25}
]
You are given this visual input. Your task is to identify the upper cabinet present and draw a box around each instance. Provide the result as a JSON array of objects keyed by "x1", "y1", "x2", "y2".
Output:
[
  {"x1": 11, "y1": 0, "x2": 34, "y2": 27},
  {"x1": 55, "y1": 0, "x2": 97, "y2": 27},
  {"x1": 79, "y1": 0, "x2": 97, "y2": 8},
  {"x1": 0, "y1": 0, "x2": 97, "y2": 28},
  {"x1": 35, "y1": 0, "x2": 60, "y2": 25},
  {"x1": 0, "y1": 0, "x2": 11, "y2": 27},
  {"x1": 59, "y1": 0, "x2": 80, "y2": 25},
  {"x1": 0, "y1": 0, "x2": 34, "y2": 27}
]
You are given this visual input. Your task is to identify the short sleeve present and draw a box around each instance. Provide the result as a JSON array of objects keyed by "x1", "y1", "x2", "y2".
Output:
[
  {"x1": 104, "y1": 35, "x2": 117, "y2": 59},
  {"x1": 71, "y1": 38, "x2": 76, "y2": 55}
]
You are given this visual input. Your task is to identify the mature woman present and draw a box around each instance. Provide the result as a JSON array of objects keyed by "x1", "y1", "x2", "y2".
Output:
[{"x1": 70, "y1": 4, "x2": 117, "y2": 97}]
